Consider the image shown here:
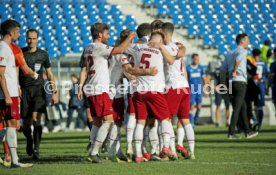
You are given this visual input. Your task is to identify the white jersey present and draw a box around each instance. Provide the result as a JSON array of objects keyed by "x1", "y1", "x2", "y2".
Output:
[
  {"x1": 83, "y1": 42, "x2": 114, "y2": 97},
  {"x1": 0, "y1": 41, "x2": 19, "y2": 99},
  {"x1": 109, "y1": 54, "x2": 127, "y2": 99},
  {"x1": 127, "y1": 43, "x2": 177, "y2": 92},
  {"x1": 124, "y1": 45, "x2": 136, "y2": 95},
  {"x1": 164, "y1": 42, "x2": 189, "y2": 89}
]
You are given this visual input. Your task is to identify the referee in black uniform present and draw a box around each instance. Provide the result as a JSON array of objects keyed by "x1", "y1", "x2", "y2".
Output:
[{"x1": 20, "y1": 29, "x2": 58, "y2": 160}]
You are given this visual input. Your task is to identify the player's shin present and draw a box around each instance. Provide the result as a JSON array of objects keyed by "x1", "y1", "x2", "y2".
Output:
[
  {"x1": 184, "y1": 123, "x2": 195, "y2": 155},
  {"x1": 6, "y1": 127, "x2": 19, "y2": 165},
  {"x1": 108, "y1": 124, "x2": 119, "y2": 158},
  {"x1": 126, "y1": 114, "x2": 136, "y2": 154},
  {"x1": 149, "y1": 123, "x2": 159, "y2": 154},
  {"x1": 134, "y1": 123, "x2": 144, "y2": 157},
  {"x1": 91, "y1": 121, "x2": 113, "y2": 156}
]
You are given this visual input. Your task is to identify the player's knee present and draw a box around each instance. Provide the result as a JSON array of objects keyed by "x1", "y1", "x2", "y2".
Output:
[
  {"x1": 137, "y1": 119, "x2": 146, "y2": 126},
  {"x1": 177, "y1": 120, "x2": 183, "y2": 128},
  {"x1": 183, "y1": 119, "x2": 190, "y2": 126},
  {"x1": 6, "y1": 119, "x2": 17, "y2": 128}
]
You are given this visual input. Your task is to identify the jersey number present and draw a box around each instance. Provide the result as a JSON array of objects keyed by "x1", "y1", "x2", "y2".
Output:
[{"x1": 140, "y1": 54, "x2": 151, "y2": 69}]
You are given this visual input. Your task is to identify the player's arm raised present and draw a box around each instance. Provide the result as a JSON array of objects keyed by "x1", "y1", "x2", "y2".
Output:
[{"x1": 111, "y1": 32, "x2": 136, "y2": 55}]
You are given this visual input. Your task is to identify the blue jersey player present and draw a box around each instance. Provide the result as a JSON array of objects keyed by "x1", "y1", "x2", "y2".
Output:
[
  {"x1": 186, "y1": 54, "x2": 207, "y2": 126},
  {"x1": 252, "y1": 49, "x2": 269, "y2": 131}
]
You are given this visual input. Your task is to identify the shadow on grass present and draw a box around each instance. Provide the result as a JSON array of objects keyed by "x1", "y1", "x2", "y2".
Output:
[{"x1": 18, "y1": 155, "x2": 92, "y2": 164}]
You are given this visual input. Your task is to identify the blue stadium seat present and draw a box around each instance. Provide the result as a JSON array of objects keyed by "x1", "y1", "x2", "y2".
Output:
[
  {"x1": 143, "y1": 0, "x2": 153, "y2": 6},
  {"x1": 110, "y1": 5, "x2": 122, "y2": 16}
]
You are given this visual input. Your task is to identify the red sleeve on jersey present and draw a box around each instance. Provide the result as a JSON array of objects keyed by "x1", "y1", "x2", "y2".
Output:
[{"x1": 10, "y1": 44, "x2": 26, "y2": 67}]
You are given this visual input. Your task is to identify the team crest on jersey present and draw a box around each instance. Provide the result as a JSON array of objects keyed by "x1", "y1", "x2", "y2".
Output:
[
  {"x1": 106, "y1": 46, "x2": 110, "y2": 49},
  {"x1": 0, "y1": 56, "x2": 4, "y2": 61},
  {"x1": 34, "y1": 63, "x2": 41, "y2": 71}
]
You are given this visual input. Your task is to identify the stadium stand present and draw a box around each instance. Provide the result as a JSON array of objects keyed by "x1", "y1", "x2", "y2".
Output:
[
  {"x1": 142, "y1": 0, "x2": 275, "y2": 55},
  {"x1": 0, "y1": 0, "x2": 138, "y2": 59}
]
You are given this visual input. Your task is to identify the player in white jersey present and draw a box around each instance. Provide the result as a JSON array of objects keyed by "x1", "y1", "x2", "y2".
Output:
[
  {"x1": 108, "y1": 29, "x2": 157, "y2": 162},
  {"x1": 125, "y1": 31, "x2": 178, "y2": 162},
  {"x1": 0, "y1": 19, "x2": 33, "y2": 168},
  {"x1": 121, "y1": 23, "x2": 151, "y2": 160},
  {"x1": 162, "y1": 22, "x2": 195, "y2": 159},
  {"x1": 77, "y1": 22, "x2": 136, "y2": 163}
]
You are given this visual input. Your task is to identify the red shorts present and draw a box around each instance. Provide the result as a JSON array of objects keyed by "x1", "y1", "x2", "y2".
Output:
[
  {"x1": 0, "y1": 121, "x2": 5, "y2": 130},
  {"x1": 165, "y1": 88, "x2": 190, "y2": 119},
  {"x1": 0, "y1": 97, "x2": 20, "y2": 120},
  {"x1": 88, "y1": 93, "x2": 113, "y2": 118},
  {"x1": 127, "y1": 93, "x2": 135, "y2": 114},
  {"x1": 112, "y1": 97, "x2": 125, "y2": 122},
  {"x1": 133, "y1": 92, "x2": 171, "y2": 121}
]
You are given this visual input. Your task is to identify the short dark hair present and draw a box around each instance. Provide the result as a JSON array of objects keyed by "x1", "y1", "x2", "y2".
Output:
[
  {"x1": 162, "y1": 22, "x2": 174, "y2": 34},
  {"x1": 136, "y1": 23, "x2": 151, "y2": 38},
  {"x1": 120, "y1": 28, "x2": 131, "y2": 43},
  {"x1": 26, "y1": 29, "x2": 39, "y2": 37},
  {"x1": 264, "y1": 40, "x2": 271, "y2": 46},
  {"x1": 151, "y1": 19, "x2": 163, "y2": 32},
  {"x1": 236, "y1": 33, "x2": 248, "y2": 45},
  {"x1": 90, "y1": 22, "x2": 109, "y2": 40},
  {"x1": 192, "y1": 53, "x2": 199, "y2": 59},
  {"x1": 252, "y1": 48, "x2": 261, "y2": 57},
  {"x1": 150, "y1": 31, "x2": 165, "y2": 41},
  {"x1": 0, "y1": 19, "x2": 20, "y2": 36}
]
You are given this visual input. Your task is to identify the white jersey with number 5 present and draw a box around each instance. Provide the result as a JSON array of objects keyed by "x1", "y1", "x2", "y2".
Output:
[
  {"x1": 128, "y1": 43, "x2": 177, "y2": 92},
  {"x1": 83, "y1": 42, "x2": 114, "y2": 97},
  {"x1": 164, "y1": 42, "x2": 189, "y2": 89}
]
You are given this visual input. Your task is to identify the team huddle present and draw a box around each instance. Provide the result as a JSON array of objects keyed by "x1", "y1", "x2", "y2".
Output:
[
  {"x1": 78, "y1": 20, "x2": 195, "y2": 163},
  {"x1": 0, "y1": 19, "x2": 196, "y2": 167}
]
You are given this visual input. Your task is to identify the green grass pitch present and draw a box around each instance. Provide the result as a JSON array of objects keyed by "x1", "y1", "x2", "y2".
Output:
[{"x1": 1, "y1": 126, "x2": 276, "y2": 175}]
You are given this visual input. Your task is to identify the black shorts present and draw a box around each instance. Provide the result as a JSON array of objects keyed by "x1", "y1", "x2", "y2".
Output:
[
  {"x1": 215, "y1": 92, "x2": 230, "y2": 108},
  {"x1": 21, "y1": 86, "x2": 46, "y2": 119}
]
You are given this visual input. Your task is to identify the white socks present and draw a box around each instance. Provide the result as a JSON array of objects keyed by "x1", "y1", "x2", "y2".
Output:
[
  {"x1": 161, "y1": 120, "x2": 172, "y2": 148},
  {"x1": 142, "y1": 126, "x2": 149, "y2": 153},
  {"x1": 91, "y1": 121, "x2": 112, "y2": 156},
  {"x1": 108, "y1": 124, "x2": 119, "y2": 157},
  {"x1": 6, "y1": 127, "x2": 18, "y2": 165},
  {"x1": 184, "y1": 124, "x2": 195, "y2": 154},
  {"x1": 90, "y1": 125, "x2": 99, "y2": 150},
  {"x1": 149, "y1": 123, "x2": 159, "y2": 154},
  {"x1": 158, "y1": 123, "x2": 163, "y2": 150},
  {"x1": 177, "y1": 127, "x2": 185, "y2": 147},
  {"x1": 134, "y1": 123, "x2": 144, "y2": 157},
  {"x1": 126, "y1": 114, "x2": 136, "y2": 153},
  {"x1": 169, "y1": 125, "x2": 176, "y2": 154}
]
